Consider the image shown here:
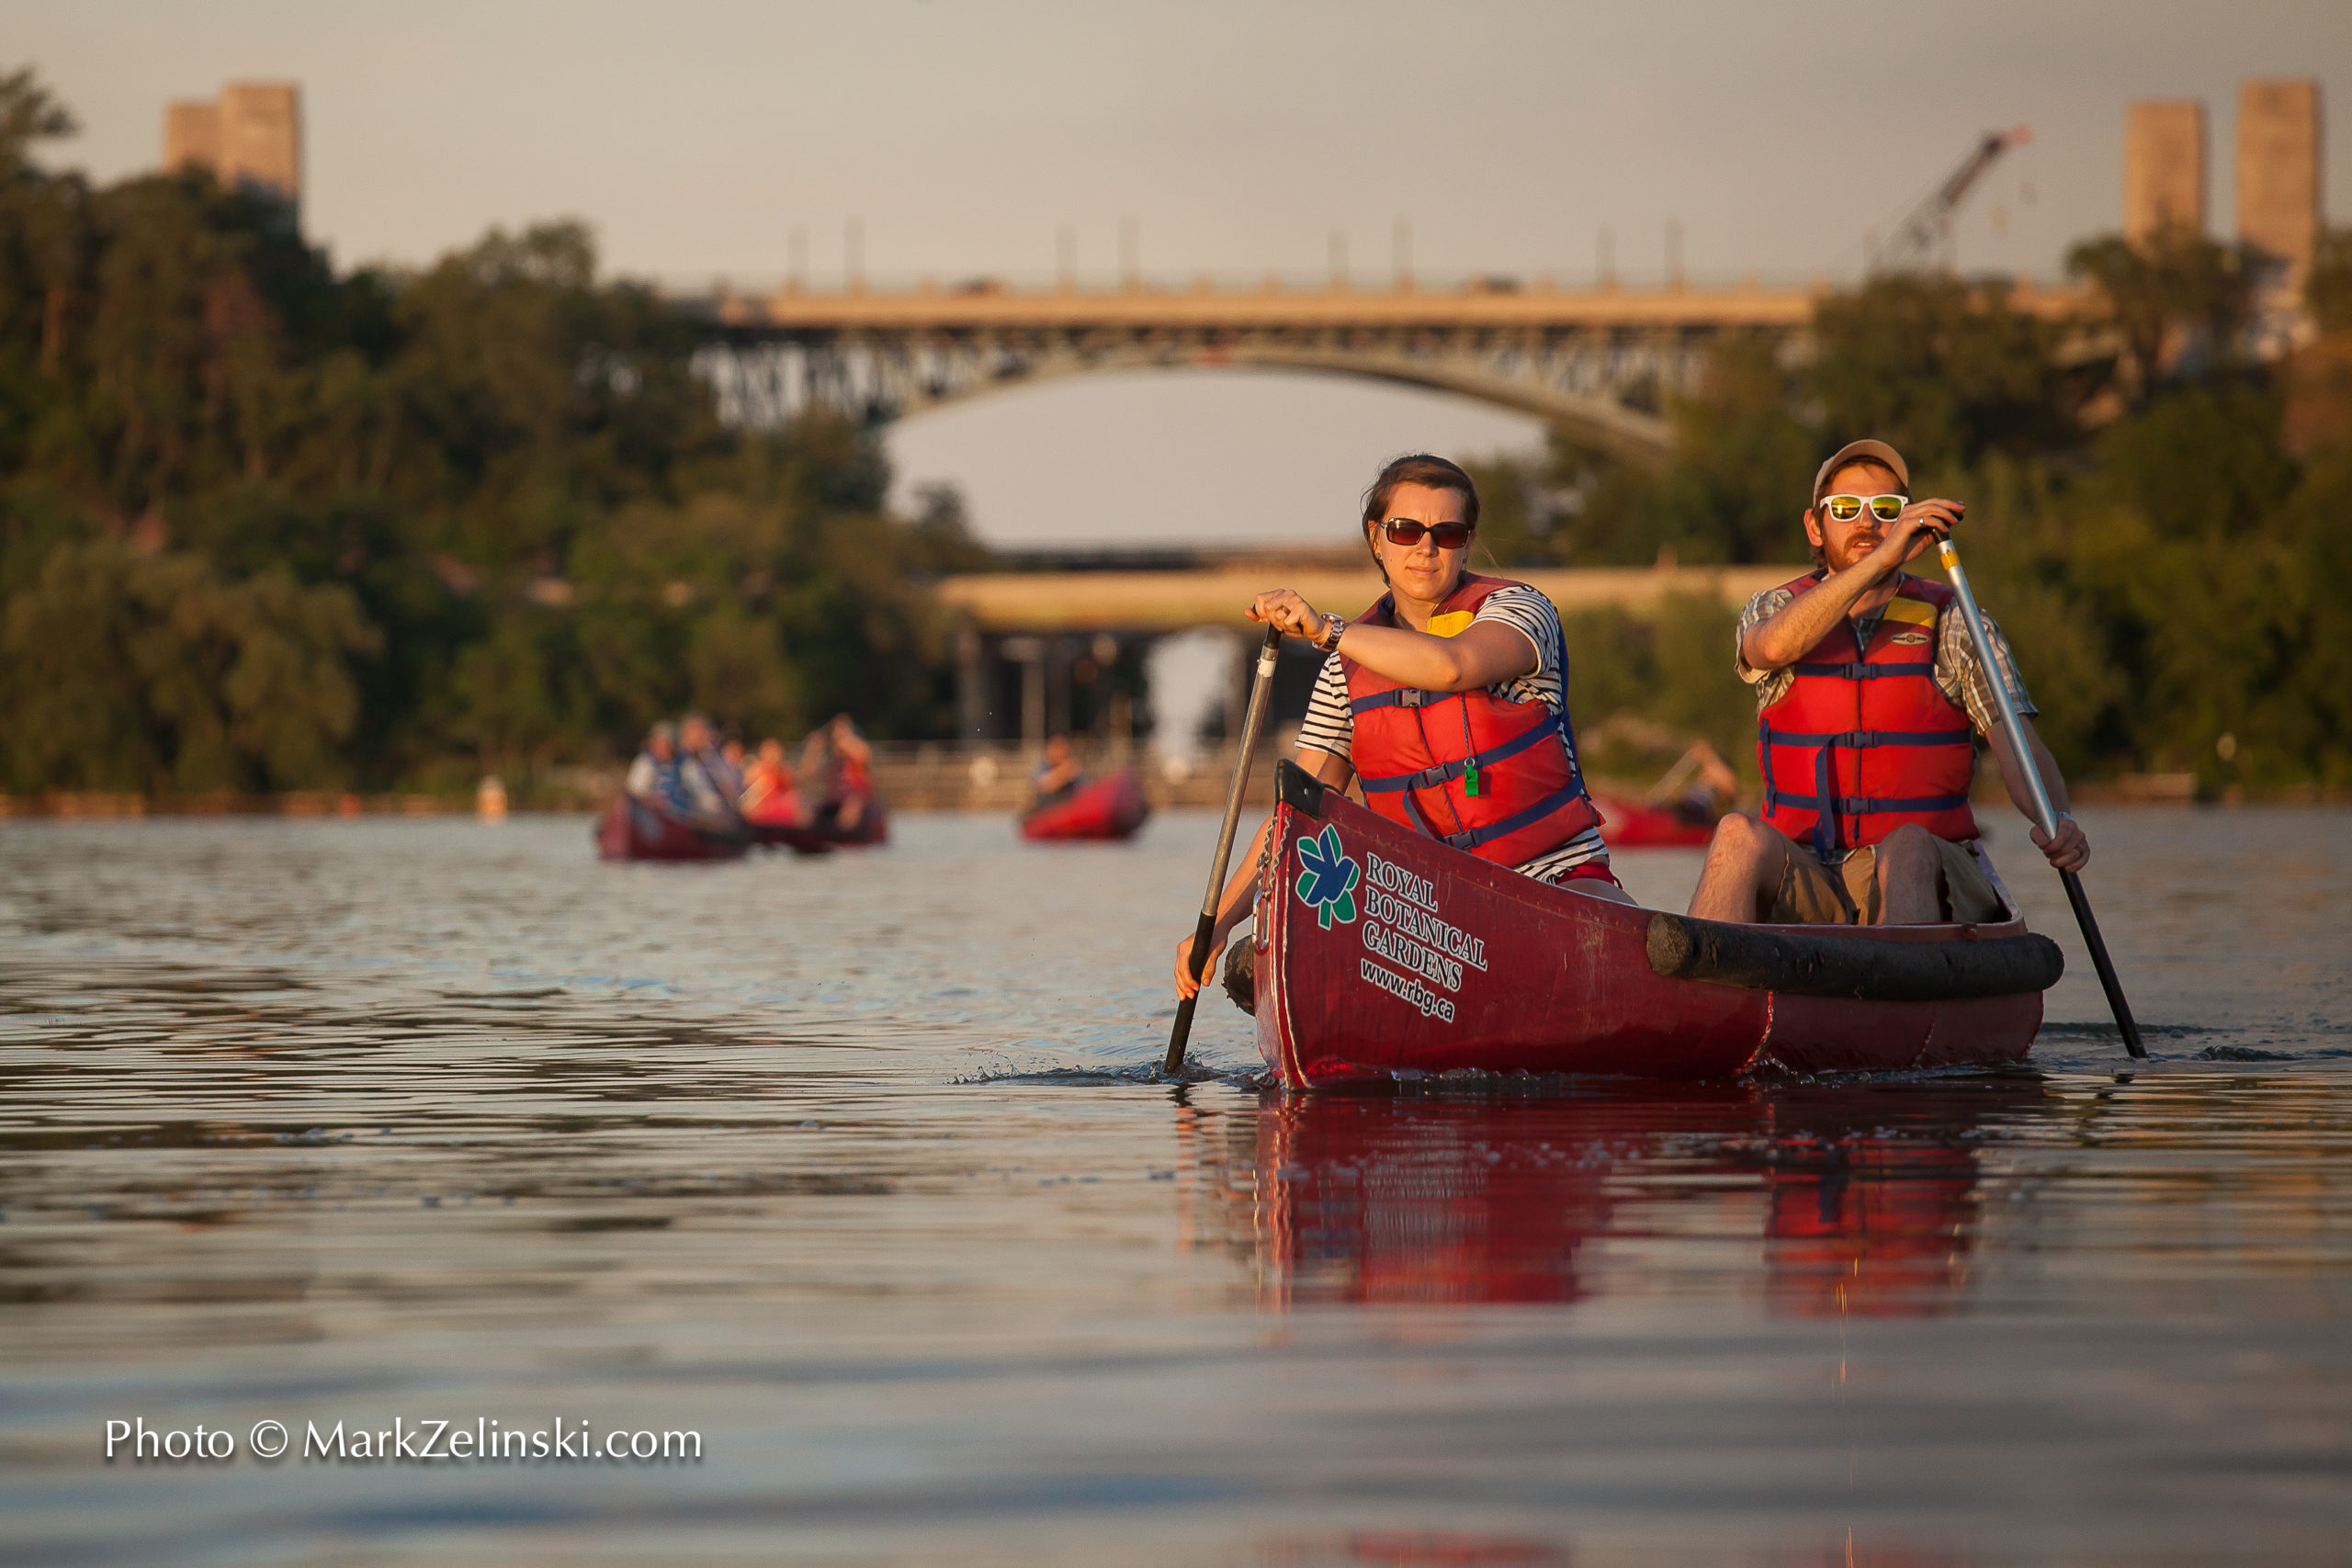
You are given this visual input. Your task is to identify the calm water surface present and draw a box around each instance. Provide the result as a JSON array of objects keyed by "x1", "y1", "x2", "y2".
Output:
[{"x1": 3, "y1": 807, "x2": 2348, "y2": 1565}]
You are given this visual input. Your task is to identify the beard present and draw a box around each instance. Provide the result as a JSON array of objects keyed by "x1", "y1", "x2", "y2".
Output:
[{"x1": 1826, "y1": 532, "x2": 1882, "y2": 572}]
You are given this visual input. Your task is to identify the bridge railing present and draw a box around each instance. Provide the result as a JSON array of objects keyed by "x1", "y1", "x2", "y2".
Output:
[{"x1": 659, "y1": 266, "x2": 1858, "y2": 302}]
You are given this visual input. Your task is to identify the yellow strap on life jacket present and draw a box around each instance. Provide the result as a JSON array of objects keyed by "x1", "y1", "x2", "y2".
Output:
[
  {"x1": 1426, "y1": 610, "x2": 1476, "y2": 638},
  {"x1": 1880, "y1": 596, "x2": 1938, "y2": 628}
]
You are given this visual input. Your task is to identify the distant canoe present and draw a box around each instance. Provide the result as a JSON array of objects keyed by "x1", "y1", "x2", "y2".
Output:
[
  {"x1": 742, "y1": 790, "x2": 806, "y2": 830},
  {"x1": 595, "y1": 798, "x2": 749, "y2": 862},
  {"x1": 1021, "y1": 770, "x2": 1150, "y2": 842},
  {"x1": 752, "y1": 798, "x2": 890, "y2": 856},
  {"x1": 1591, "y1": 793, "x2": 1717, "y2": 849},
  {"x1": 1238, "y1": 761, "x2": 2055, "y2": 1089}
]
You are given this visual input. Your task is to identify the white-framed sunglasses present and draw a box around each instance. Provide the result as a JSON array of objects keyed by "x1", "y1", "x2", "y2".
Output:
[{"x1": 1818, "y1": 493, "x2": 1908, "y2": 524}]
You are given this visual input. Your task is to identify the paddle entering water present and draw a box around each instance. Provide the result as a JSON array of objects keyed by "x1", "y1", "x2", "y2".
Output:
[
  {"x1": 1939, "y1": 537, "x2": 2146, "y2": 1059},
  {"x1": 1164, "y1": 625, "x2": 1285, "y2": 1076}
]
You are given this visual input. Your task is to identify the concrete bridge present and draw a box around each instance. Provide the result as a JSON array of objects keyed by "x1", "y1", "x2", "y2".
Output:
[
  {"x1": 675, "y1": 276, "x2": 1843, "y2": 467},
  {"x1": 678, "y1": 274, "x2": 2086, "y2": 465},
  {"x1": 933, "y1": 554, "x2": 1793, "y2": 747}
]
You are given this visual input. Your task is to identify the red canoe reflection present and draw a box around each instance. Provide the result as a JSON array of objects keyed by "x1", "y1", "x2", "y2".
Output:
[{"x1": 1185, "y1": 1081, "x2": 2039, "y2": 1315}]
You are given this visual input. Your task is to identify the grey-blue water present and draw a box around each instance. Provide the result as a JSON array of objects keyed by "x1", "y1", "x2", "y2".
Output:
[{"x1": 3, "y1": 807, "x2": 2347, "y2": 1565}]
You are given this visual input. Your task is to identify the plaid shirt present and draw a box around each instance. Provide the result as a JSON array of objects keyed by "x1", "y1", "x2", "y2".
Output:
[{"x1": 1734, "y1": 573, "x2": 2036, "y2": 737}]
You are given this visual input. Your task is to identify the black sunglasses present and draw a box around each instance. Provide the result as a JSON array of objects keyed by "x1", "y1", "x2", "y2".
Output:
[{"x1": 1382, "y1": 518, "x2": 1474, "y2": 549}]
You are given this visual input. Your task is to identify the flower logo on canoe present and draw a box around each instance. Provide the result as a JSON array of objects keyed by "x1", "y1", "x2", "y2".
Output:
[{"x1": 1293, "y1": 825, "x2": 1360, "y2": 930}]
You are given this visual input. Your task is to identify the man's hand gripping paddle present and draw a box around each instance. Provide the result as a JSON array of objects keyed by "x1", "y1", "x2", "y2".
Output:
[
  {"x1": 1164, "y1": 626, "x2": 1284, "y2": 1077},
  {"x1": 1939, "y1": 538, "x2": 2146, "y2": 1059}
]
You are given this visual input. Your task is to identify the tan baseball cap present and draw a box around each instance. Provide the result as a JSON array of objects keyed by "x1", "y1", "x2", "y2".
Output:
[{"x1": 1811, "y1": 439, "x2": 1909, "y2": 507}]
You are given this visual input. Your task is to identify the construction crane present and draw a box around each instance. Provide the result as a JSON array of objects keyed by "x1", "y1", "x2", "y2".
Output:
[{"x1": 1871, "y1": 127, "x2": 2031, "y2": 275}]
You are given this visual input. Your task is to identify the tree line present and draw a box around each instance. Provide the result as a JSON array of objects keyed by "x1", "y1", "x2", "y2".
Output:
[{"x1": 0, "y1": 69, "x2": 982, "y2": 797}]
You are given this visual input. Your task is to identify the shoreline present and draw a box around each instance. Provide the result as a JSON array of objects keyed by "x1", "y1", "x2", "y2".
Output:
[{"x1": 4, "y1": 773, "x2": 2342, "y2": 820}]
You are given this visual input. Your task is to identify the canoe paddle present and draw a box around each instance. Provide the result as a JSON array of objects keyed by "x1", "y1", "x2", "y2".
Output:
[
  {"x1": 1164, "y1": 625, "x2": 1285, "y2": 1077},
  {"x1": 1938, "y1": 537, "x2": 2147, "y2": 1059}
]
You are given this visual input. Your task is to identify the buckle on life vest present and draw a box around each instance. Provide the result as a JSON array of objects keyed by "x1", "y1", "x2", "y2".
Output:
[
  {"x1": 1349, "y1": 686, "x2": 1442, "y2": 714},
  {"x1": 1357, "y1": 713, "x2": 1565, "y2": 795},
  {"x1": 1762, "y1": 787, "x2": 1973, "y2": 816},
  {"x1": 1440, "y1": 781, "x2": 1589, "y2": 852},
  {"x1": 1792, "y1": 660, "x2": 1937, "y2": 680},
  {"x1": 1762, "y1": 727, "x2": 1973, "y2": 750}
]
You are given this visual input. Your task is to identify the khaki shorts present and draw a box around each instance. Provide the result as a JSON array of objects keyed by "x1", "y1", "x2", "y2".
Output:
[{"x1": 1770, "y1": 836, "x2": 2006, "y2": 926}]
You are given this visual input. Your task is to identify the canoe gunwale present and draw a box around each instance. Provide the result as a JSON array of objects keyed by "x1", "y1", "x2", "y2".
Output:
[{"x1": 1645, "y1": 913, "x2": 2064, "y2": 1002}]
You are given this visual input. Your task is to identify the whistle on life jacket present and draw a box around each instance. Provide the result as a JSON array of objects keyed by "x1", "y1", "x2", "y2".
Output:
[{"x1": 1463, "y1": 760, "x2": 1482, "y2": 797}]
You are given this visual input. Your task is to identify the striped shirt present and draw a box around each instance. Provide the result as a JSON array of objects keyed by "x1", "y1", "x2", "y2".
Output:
[{"x1": 1296, "y1": 583, "x2": 1608, "y2": 882}]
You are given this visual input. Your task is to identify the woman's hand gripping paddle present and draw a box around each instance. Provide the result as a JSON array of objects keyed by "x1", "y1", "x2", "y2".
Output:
[
  {"x1": 1164, "y1": 626, "x2": 1285, "y2": 1077},
  {"x1": 1939, "y1": 539, "x2": 2147, "y2": 1059}
]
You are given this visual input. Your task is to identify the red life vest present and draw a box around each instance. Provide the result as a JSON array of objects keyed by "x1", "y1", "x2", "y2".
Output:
[
  {"x1": 1758, "y1": 572, "x2": 1980, "y2": 856},
  {"x1": 1342, "y1": 572, "x2": 1603, "y2": 869}
]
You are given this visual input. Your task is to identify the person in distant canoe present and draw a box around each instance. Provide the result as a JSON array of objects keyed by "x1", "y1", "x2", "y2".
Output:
[
  {"x1": 679, "y1": 713, "x2": 741, "y2": 815},
  {"x1": 1684, "y1": 438, "x2": 2089, "y2": 927},
  {"x1": 1173, "y1": 451, "x2": 1629, "y2": 1000},
  {"x1": 739, "y1": 738, "x2": 804, "y2": 827},
  {"x1": 624, "y1": 721, "x2": 695, "y2": 816},
  {"x1": 1028, "y1": 735, "x2": 1087, "y2": 813},
  {"x1": 1653, "y1": 739, "x2": 1742, "y2": 828},
  {"x1": 802, "y1": 713, "x2": 876, "y2": 832},
  {"x1": 719, "y1": 732, "x2": 749, "y2": 796}
]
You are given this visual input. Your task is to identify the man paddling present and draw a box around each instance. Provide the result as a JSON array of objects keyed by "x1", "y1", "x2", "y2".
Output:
[
  {"x1": 1686, "y1": 439, "x2": 2088, "y2": 927},
  {"x1": 1173, "y1": 452, "x2": 1629, "y2": 1000}
]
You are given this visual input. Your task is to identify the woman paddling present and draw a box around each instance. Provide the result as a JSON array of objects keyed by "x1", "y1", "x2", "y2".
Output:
[
  {"x1": 739, "y1": 738, "x2": 805, "y2": 827},
  {"x1": 1172, "y1": 453, "x2": 1629, "y2": 1000}
]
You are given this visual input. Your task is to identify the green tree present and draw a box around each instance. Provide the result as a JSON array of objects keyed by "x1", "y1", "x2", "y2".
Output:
[
  {"x1": 1808, "y1": 275, "x2": 2078, "y2": 471},
  {"x1": 2308, "y1": 226, "x2": 2352, "y2": 333},
  {"x1": 2067, "y1": 228, "x2": 2253, "y2": 401},
  {"x1": 0, "y1": 538, "x2": 377, "y2": 792}
]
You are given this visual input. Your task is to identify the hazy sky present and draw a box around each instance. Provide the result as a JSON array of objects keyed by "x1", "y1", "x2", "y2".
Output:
[{"x1": 17, "y1": 1, "x2": 2347, "y2": 545}]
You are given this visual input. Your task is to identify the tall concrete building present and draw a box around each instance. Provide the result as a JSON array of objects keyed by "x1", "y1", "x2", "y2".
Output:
[
  {"x1": 162, "y1": 82, "x2": 301, "y2": 213},
  {"x1": 2236, "y1": 80, "x2": 2322, "y2": 278},
  {"x1": 2124, "y1": 100, "x2": 2206, "y2": 244},
  {"x1": 162, "y1": 101, "x2": 219, "y2": 172}
]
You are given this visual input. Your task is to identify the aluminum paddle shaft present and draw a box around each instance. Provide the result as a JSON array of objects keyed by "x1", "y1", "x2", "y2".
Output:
[
  {"x1": 1165, "y1": 625, "x2": 1285, "y2": 1076},
  {"x1": 1938, "y1": 539, "x2": 2146, "y2": 1059}
]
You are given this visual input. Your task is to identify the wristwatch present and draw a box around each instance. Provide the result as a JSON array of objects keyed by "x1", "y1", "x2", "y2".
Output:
[{"x1": 1313, "y1": 613, "x2": 1348, "y2": 651}]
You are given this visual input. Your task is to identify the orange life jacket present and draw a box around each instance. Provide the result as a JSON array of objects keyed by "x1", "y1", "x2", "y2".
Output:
[
  {"x1": 1758, "y1": 572, "x2": 1980, "y2": 856},
  {"x1": 1342, "y1": 572, "x2": 1603, "y2": 869}
]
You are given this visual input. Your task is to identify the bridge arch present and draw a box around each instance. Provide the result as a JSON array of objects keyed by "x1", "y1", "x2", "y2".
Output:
[
  {"x1": 678, "y1": 279, "x2": 1827, "y2": 472},
  {"x1": 872, "y1": 344, "x2": 1676, "y2": 468}
]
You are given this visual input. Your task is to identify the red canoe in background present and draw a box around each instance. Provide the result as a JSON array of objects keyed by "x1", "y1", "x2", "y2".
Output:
[
  {"x1": 1242, "y1": 761, "x2": 2056, "y2": 1089},
  {"x1": 1021, "y1": 770, "x2": 1151, "y2": 842},
  {"x1": 595, "y1": 798, "x2": 749, "y2": 862},
  {"x1": 1590, "y1": 794, "x2": 1717, "y2": 849},
  {"x1": 751, "y1": 798, "x2": 890, "y2": 856}
]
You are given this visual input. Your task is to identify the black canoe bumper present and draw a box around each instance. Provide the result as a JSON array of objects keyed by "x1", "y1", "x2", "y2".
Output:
[{"x1": 1645, "y1": 912, "x2": 2063, "y2": 1002}]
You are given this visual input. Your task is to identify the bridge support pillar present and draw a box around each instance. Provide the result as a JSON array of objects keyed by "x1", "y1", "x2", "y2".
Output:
[
  {"x1": 956, "y1": 626, "x2": 988, "y2": 742},
  {"x1": 999, "y1": 636, "x2": 1047, "y2": 756}
]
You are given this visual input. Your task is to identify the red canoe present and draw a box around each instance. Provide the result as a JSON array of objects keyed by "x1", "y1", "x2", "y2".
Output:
[
  {"x1": 1590, "y1": 793, "x2": 1718, "y2": 849},
  {"x1": 1240, "y1": 761, "x2": 2056, "y2": 1089},
  {"x1": 751, "y1": 798, "x2": 890, "y2": 856},
  {"x1": 1020, "y1": 770, "x2": 1151, "y2": 842},
  {"x1": 594, "y1": 798, "x2": 749, "y2": 862}
]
